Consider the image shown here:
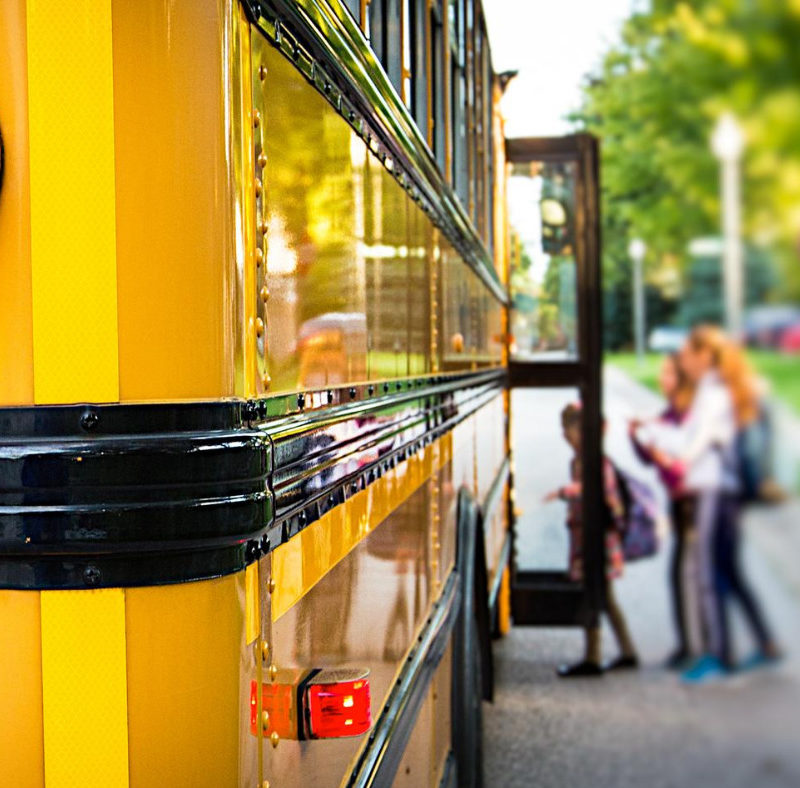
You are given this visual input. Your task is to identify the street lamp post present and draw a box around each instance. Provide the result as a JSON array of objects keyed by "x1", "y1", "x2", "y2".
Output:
[
  {"x1": 711, "y1": 112, "x2": 745, "y2": 339},
  {"x1": 628, "y1": 238, "x2": 647, "y2": 366}
]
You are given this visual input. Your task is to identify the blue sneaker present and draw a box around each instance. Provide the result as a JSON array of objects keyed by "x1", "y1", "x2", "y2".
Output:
[
  {"x1": 739, "y1": 649, "x2": 782, "y2": 673},
  {"x1": 681, "y1": 654, "x2": 729, "y2": 684}
]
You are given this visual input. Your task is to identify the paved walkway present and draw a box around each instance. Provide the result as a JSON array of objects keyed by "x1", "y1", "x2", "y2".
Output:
[{"x1": 485, "y1": 367, "x2": 800, "y2": 788}]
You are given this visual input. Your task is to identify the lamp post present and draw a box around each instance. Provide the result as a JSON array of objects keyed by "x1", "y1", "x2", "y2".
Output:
[
  {"x1": 628, "y1": 238, "x2": 647, "y2": 366},
  {"x1": 711, "y1": 112, "x2": 745, "y2": 339}
]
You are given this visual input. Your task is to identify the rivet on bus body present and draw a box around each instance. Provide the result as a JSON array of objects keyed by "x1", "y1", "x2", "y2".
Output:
[
  {"x1": 260, "y1": 286, "x2": 270, "y2": 303},
  {"x1": 262, "y1": 373, "x2": 271, "y2": 388},
  {"x1": 270, "y1": 731, "x2": 280, "y2": 748},
  {"x1": 253, "y1": 109, "x2": 261, "y2": 128},
  {"x1": 256, "y1": 317, "x2": 264, "y2": 337},
  {"x1": 255, "y1": 178, "x2": 262, "y2": 197},
  {"x1": 258, "y1": 151, "x2": 268, "y2": 168},
  {"x1": 434, "y1": 541, "x2": 441, "y2": 551},
  {"x1": 268, "y1": 578, "x2": 276, "y2": 594},
  {"x1": 80, "y1": 410, "x2": 99, "y2": 431},
  {"x1": 268, "y1": 664, "x2": 278, "y2": 682},
  {"x1": 259, "y1": 64, "x2": 268, "y2": 80},
  {"x1": 255, "y1": 247, "x2": 263, "y2": 266},
  {"x1": 260, "y1": 218, "x2": 269, "y2": 234},
  {"x1": 261, "y1": 710, "x2": 270, "y2": 730}
]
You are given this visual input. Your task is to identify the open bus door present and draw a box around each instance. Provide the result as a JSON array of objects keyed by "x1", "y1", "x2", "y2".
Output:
[{"x1": 504, "y1": 134, "x2": 605, "y2": 629}]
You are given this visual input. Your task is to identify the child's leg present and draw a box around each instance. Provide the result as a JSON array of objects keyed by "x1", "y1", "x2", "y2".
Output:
[
  {"x1": 585, "y1": 625, "x2": 602, "y2": 665},
  {"x1": 669, "y1": 498, "x2": 691, "y2": 654},
  {"x1": 606, "y1": 582, "x2": 636, "y2": 658}
]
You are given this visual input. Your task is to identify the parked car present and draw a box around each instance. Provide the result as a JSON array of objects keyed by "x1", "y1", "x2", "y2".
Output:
[
  {"x1": 779, "y1": 322, "x2": 800, "y2": 354},
  {"x1": 648, "y1": 326, "x2": 688, "y2": 353},
  {"x1": 743, "y1": 305, "x2": 800, "y2": 349}
]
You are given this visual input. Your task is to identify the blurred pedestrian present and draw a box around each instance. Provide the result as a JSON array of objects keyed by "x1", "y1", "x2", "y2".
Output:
[
  {"x1": 648, "y1": 326, "x2": 780, "y2": 682},
  {"x1": 629, "y1": 353, "x2": 697, "y2": 668},
  {"x1": 545, "y1": 403, "x2": 638, "y2": 677}
]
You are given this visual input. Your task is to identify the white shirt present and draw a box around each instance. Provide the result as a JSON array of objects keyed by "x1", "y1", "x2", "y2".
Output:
[{"x1": 645, "y1": 371, "x2": 738, "y2": 493}]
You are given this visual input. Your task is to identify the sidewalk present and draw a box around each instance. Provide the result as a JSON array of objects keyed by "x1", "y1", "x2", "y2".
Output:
[{"x1": 485, "y1": 367, "x2": 800, "y2": 788}]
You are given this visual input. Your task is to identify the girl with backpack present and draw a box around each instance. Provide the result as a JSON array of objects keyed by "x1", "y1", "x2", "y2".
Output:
[
  {"x1": 544, "y1": 403, "x2": 639, "y2": 678},
  {"x1": 644, "y1": 326, "x2": 780, "y2": 682},
  {"x1": 629, "y1": 353, "x2": 698, "y2": 669}
]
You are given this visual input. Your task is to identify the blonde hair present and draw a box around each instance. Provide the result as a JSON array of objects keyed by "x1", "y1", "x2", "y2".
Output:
[
  {"x1": 666, "y1": 352, "x2": 695, "y2": 415},
  {"x1": 688, "y1": 325, "x2": 758, "y2": 426}
]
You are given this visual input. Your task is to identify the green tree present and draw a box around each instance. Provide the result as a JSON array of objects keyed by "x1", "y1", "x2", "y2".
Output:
[{"x1": 574, "y1": 0, "x2": 800, "y2": 346}]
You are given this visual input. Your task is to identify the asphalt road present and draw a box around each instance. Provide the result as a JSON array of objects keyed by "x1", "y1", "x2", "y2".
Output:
[{"x1": 484, "y1": 367, "x2": 800, "y2": 788}]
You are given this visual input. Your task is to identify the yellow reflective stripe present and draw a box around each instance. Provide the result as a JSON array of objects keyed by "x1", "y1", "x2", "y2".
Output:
[
  {"x1": 271, "y1": 434, "x2": 452, "y2": 620},
  {"x1": 27, "y1": 0, "x2": 119, "y2": 404},
  {"x1": 245, "y1": 561, "x2": 260, "y2": 644},
  {"x1": 40, "y1": 589, "x2": 129, "y2": 786}
]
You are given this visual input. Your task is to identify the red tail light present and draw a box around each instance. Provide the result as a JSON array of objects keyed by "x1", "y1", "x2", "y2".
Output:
[
  {"x1": 305, "y1": 669, "x2": 371, "y2": 739},
  {"x1": 249, "y1": 667, "x2": 371, "y2": 740}
]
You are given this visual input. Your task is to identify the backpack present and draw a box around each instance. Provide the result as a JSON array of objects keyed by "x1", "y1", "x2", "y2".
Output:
[
  {"x1": 735, "y1": 424, "x2": 762, "y2": 503},
  {"x1": 613, "y1": 465, "x2": 659, "y2": 562}
]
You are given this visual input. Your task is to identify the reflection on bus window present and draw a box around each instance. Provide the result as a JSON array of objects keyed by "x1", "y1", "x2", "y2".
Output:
[{"x1": 508, "y1": 160, "x2": 579, "y2": 361}]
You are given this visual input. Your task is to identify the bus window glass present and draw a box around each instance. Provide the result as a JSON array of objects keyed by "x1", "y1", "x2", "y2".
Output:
[
  {"x1": 511, "y1": 387, "x2": 583, "y2": 578},
  {"x1": 409, "y1": 0, "x2": 428, "y2": 133},
  {"x1": 384, "y1": 0, "x2": 403, "y2": 96},
  {"x1": 508, "y1": 160, "x2": 579, "y2": 361},
  {"x1": 341, "y1": 0, "x2": 360, "y2": 23},
  {"x1": 401, "y1": 0, "x2": 412, "y2": 108}
]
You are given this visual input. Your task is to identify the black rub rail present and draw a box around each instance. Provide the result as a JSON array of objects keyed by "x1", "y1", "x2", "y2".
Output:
[{"x1": 0, "y1": 370, "x2": 504, "y2": 589}]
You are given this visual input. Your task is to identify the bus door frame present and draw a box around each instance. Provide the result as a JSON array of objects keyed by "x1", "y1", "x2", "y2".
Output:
[{"x1": 505, "y1": 134, "x2": 605, "y2": 629}]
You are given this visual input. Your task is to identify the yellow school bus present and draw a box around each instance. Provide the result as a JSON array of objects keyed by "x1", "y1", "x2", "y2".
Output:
[{"x1": 0, "y1": 1, "x2": 528, "y2": 786}]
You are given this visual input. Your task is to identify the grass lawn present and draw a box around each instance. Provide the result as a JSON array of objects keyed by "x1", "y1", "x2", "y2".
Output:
[{"x1": 605, "y1": 350, "x2": 800, "y2": 416}]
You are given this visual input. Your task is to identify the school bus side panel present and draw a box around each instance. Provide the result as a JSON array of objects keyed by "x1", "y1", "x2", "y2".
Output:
[
  {"x1": 111, "y1": 0, "x2": 240, "y2": 401},
  {"x1": 0, "y1": 0, "x2": 34, "y2": 405}
]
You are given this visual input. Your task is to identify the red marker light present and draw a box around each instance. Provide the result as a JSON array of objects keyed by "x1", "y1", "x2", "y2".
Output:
[
  {"x1": 249, "y1": 679, "x2": 295, "y2": 738},
  {"x1": 304, "y1": 669, "x2": 371, "y2": 739},
  {"x1": 248, "y1": 668, "x2": 371, "y2": 740}
]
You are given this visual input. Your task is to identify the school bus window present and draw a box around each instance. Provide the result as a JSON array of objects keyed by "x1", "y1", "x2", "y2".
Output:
[
  {"x1": 342, "y1": 0, "x2": 361, "y2": 24},
  {"x1": 369, "y1": 0, "x2": 403, "y2": 98},
  {"x1": 385, "y1": 0, "x2": 403, "y2": 97},
  {"x1": 476, "y1": 23, "x2": 488, "y2": 241},
  {"x1": 466, "y1": 0, "x2": 477, "y2": 224},
  {"x1": 449, "y1": 0, "x2": 468, "y2": 205},
  {"x1": 408, "y1": 0, "x2": 428, "y2": 133},
  {"x1": 401, "y1": 0, "x2": 412, "y2": 107},
  {"x1": 430, "y1": 2, "x2": 446, "y2": 172},
  {"x1": 368, "y1": 0, "x2": 384, "y2": 63},
  {"x1": 508, "y1": 160, "x2": 580, "y2": 360}
]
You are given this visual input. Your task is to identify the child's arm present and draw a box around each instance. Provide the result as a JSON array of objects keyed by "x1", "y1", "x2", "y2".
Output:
[
  {"x1": 543, "y1": 481, "x2": 582, "y2": 503},
  {"x1": 629, "y1": 420, "x2": 656, "y2": 466},
  {"x1": 603, "y1": 459, "x2": 626, "y2": 530}
]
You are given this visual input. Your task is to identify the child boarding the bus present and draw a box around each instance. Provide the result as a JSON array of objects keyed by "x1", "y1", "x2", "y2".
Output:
[{"x1": 544, "y1": 402, "x2": 639, "y2": 677}]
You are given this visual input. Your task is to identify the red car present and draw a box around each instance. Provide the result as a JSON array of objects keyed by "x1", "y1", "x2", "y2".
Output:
[{"x1": 779, "y1": 322, "x2": 800, "y2": 353}]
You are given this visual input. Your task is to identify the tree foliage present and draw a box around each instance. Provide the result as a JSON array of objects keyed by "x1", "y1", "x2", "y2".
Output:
[{"x1": 573, "y1": 0, "x2": 800, "y2": 346}]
